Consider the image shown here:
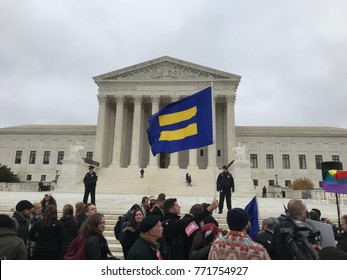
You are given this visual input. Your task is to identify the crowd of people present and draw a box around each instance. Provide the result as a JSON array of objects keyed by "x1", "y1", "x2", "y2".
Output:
[{"x1": 1, "y1": 191, "x2": 347, "y2": 260}]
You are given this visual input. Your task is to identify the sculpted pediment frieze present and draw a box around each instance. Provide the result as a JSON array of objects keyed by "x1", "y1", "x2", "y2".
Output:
[{"x1": 94, "y1": 56, "x2": 240, "y2": 82}]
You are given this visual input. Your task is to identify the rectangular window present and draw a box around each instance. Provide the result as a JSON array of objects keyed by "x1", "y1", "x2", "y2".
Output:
[
  {"x1": 217, "y1": 150, "x2": 221, "y2": 157},
  {"x1": 250, "y1": 154, "x2": 258, "y2": 168},
  {"x1": 285, "y1": 180, "x2": 291, "y2": 186},
  {"x1": 57, "y1": 151, "x2": 64, "y2": 165},
  {"x1": 299, "y1": 155, "x2": 307, "y2": 169},
  {"x1": 253, "y1": 179, "x2": 258, "y2": 186},
  {"x1": 43, "y1": 151, "x2": 50, "y2": 165},
  {"x1": 268, "y1": 180, "x2": 275, "y2": 187},
  {"x1": 26, "y1": 174, "x2": 32, "y2": 181},
  {"x1": 86, "y1": 152, "x2": 93, "y2": 160},
  {"x1": 41, "y1": 175, "x2": 46, "y2": 181},
  {"x1": 319, "y1": 181, "x2": 323, "y2": 188},
  {"x1": 332, "y1": 155, "x2": 340, "y2": 162},
  {"x1": 29, "y1": 151, "x2": 36, "y2": 164},
  {"x1": 15, "y1": 151, "x2": 22, "y2": 164},
  {"x1": 200, "y1": 150, "x2": 204, "y2": 157},
  {"x1": 315, "y1": 155, "x2": 323, "y2": 169},
  {"x1": 282, "y1": 154, "x2": 290, "y2": 169},
  {"x1": 266, "y1": 154, "x2": 274, "y2": 169}
]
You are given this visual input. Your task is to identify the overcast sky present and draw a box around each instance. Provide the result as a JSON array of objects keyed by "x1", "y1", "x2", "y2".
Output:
[{"x1": 1, "y1": 0, "x2": 346, "y2": 129}]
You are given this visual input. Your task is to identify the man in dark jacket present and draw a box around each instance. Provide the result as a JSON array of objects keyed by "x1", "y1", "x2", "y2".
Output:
[
  {"x1": 127, "y1": 215, "x2": 163, "y2": 260},
  {"x1": 216, "y1": 165, "x2": 235, "y2": 214},
  {"x1": 83, "y1": 165, "x2": 98, "y2": 205},
  {"x1": 12, "y1": 200, "x2": 34, "y2": 246}
]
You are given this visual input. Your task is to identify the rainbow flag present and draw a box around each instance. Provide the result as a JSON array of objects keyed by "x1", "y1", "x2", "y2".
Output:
[{"x1": 322, "y1": 170, "x2": 347, "y2": 194}]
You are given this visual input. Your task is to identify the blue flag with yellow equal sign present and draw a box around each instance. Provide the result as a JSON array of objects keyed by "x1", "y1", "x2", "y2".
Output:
[{"x1": 147, "y1": 87, "x2": 213, "y2": 156}]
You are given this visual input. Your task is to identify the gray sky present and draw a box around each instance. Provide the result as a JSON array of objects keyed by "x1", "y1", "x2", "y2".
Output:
[{"x1": 1, "y1": 0, "x2": 346, "y2": 129}]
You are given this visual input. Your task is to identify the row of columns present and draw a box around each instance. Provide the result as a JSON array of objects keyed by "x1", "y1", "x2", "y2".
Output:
[{"x1": 95, "y1": 94, "x2": 235, "y2": 169}]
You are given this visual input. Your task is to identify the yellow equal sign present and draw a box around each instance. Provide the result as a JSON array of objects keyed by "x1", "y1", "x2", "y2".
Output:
[{"x1": 158, "y1": 106, "x2": 198, "y2": 141}]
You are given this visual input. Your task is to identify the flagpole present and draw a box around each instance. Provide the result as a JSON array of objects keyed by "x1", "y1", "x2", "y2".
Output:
[{"x1": 211, "y1": 82, "x2": 218, "y2": 201}]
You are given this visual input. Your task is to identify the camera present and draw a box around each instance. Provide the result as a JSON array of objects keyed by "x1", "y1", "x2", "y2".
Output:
[{"x1": 279, "y1": 217, "x2": 321, "y2": 260}]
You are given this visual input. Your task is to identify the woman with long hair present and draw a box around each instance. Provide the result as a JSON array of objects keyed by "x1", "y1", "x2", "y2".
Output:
[
  {"x1": 27, "y1": 202, "x2": 43, "y2": 259},
  {"x1": 28, "y1": 204, "x2": 66, "y2": 259},
  {"x1": 79, "y1": 213, "x2": 113, "y2": 260},
  {"x1": 40, "y1": 193, "x2": 57, "y2": 214},
  {"x1": 59, "y1": 204, "x2": 78, "y2": 258},
  {"x1": 121, "y1": 208, "x2": 144, "y2": 259}
]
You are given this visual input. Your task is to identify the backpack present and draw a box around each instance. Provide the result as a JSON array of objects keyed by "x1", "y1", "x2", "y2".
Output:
[
  {"x1": 160, "y1": 219, "x2": 185, "y2": 260},
  {"x1": 114, "y1": 216, "x2": 123, "y2": 240},
  {"x1": 64, "y1": 235, "x2": 88, "y2": 260}
]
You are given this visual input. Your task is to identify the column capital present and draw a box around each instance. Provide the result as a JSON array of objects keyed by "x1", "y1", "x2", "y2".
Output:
[
  {"x1": 133, "y1": 95, "x2": 143, "y2": 104},
  {"x1": 97, "y1": 95, "x2": 107, "y2": 105},
  {"x1": 170, "y1": 95, "x2": 180, "y2": 102},
  {"x1": 225, "y1": 95, "x2": 236, "y2": 104},
  {"x1": 116, "y1": 96, "x2": 125, "y2": 104},
  {"x1": 151, "y1": 96, "x2": 160, "y2": 104}
]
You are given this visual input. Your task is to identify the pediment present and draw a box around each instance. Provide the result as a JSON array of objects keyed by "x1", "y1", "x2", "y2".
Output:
[{"x1": 93, "y1": 56, "x2": 240, "y2": 82}]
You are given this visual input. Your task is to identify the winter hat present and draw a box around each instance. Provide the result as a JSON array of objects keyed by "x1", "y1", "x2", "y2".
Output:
[
  {"x1": 15, "y1": 200, "x2": 35, "y2": 212},
  {"x1": 227, "y1": 208, "x2": 249, "y2": 231},
  {"x1": 139, "y1": 215, "x2": 161, "y2": 233},
  {"x1": 202, "y1": 223, "x2": 222, "y2": 240}
]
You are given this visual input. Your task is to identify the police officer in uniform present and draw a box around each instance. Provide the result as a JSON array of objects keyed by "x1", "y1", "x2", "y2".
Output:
[{"x1": 216, "y1": 165, "x2": 235, "y2": 214}]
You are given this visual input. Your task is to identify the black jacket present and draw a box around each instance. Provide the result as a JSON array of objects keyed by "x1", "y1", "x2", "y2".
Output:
[
  {"x1": 337, "y1": 232, "x2": 347, "y2": 253},
  {"x1": 127, "y1": 237, "x2": 159, "y2": 260},
  {"x1": 12, "y1": 211, "x2": 30, "y2": 245},
  {"x1": 83, "y1": 171, "x2": 98, "y2": 188},
  {"x1": 216, "y1": 172, "x2": 234, "y2": 192}
]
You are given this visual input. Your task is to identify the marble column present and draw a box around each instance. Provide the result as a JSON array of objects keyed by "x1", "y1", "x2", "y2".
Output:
[
  {"x1": 94, "y1": 95, "x2": 107, "y2": 166},
  {"x1": 188, "y1": 148, "x2": 198, "y2": 169},
  {"x1": 169, "y1": 95, "x2": 180, "y2": 169},
  {"x1": 111, "y1": 96, "x2": 125, "y2": 167},
  {"x1": 148, "y1": 96, "x2": 160, "y2": 167},
  {"x1": 226, "y1": 95, "x2": 236, "y2": 161},
  {"x1": 129, "y1": 96, "x2": 142, "y2": 167},
  {"x1": 208, "y1": 97, "x2": 217, "y2": 169}
]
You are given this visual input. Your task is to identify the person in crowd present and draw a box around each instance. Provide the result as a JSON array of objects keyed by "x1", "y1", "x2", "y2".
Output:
[
  {"x1": 148, "y1": 193, "x2": 166, "y2": 220},
  {"x1": 216, "y1": 165, "x2": 235, "y2": 214},
  {"x1": 83, "y1": 165, "x2": 98, "y2": 205},
  {"x1": 38, "y1": 181, "x2": 44, "y2": 192},
  {"x1": 140, "y1": 168, "x2": 145, "y2": 178},
  {"x1": 140, "y1": 196, "x2": 151, "y2": 217},
  {"x1": 337, "y1": 214, "x2": 347, "y2": 253},
  {"x1": 317, "y1": 246, "x2": 347, "y2": 260},
  {"x1": 77, "y1": 203, "x2": 97, "y2": 232},
  {"x1": 186, "y1": 173, "x2": 192, "y2": 186},
  {"x1": 12, "y1": 200, "x2": 34, "y2": 245},
  {"x1": 201, "y1": 202, "x2": 219, "y2": 227},
  {"x1": 121, "y1": 208, "x2": 144, "y2": 259},
  {"x1": 40, "y1": 193, "x2": 57, "y2": 214},
  {"x1": 272, "y1": 199, "x2": 321, "y2": 260},
  {"x1": 190, "y1": 223, "x2": 220, "y2": 260},
  {"x1": 209, "y1": 208, "x2": 270, "y2": 260},
  {"x1": 79, "y1": 213, "x2": 114, "y2": 260},
  {"x1": 59, "y1": 204, "x2": 78, "y2": 258},
  {"x1": 27, "y1": 202, "x2": 43, "y2": 259},
  {"x1": 117, "y1": 204, "x2": 141, "y2": 243},
  {"x1": 127, "y1": 215, "x2": 163, "y2": 260},
  {"x1": 253, "y1": 217, "x2": 279, "y2": 259},
  {"x1": 161, "y1": 198, "x2": 218, "y2": 259},
  {"x1": 0, "y1": 214, "x2": 27, "y2": 260},
  {"x1": 74, "y1": 202, "x2": 85, "y2": 224},
  {"x1": 28, "y1": 204, "x2": 66, "y2": 259},
  {"x1": 262, "y1": 186, "x2": 267, "y2": 198}
]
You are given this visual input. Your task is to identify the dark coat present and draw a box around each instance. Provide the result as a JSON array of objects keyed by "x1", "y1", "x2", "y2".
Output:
[
  {"x1": 253, "y1": 229, "x2": 275, "y2": 259},
  {"x1": 337, "y1": 232, "x2": 347, "y2": 253},
  {"x1": 149, "y1": 205, "x2": 165, "y2": 221},
  {"x1": 28, "y1": 218, "x2": 66, "y2": 260},
  {"x1": 59, "y1": 215, "x2": 78, "y2": 258},
  {"x1": 122, "y1": 227, "x2": 141, "y2": 259},
  {"x1": 216, "y1": 172, "x2": 234, "y2": 192},
  {"x1": 86, "y1": 234, "x2": 111, "y2": 260},
  {"x1": 127, "y1": 237, "x2": 159, "y2": 260},
  {"x1": 12, "y1": 211, "x2": 30, "y2": 245},
  {"x1": 190, "y1": 243, "x2": 212, "y2": 260},
  {"x1": 83, "y1": 171, "x2": 98, "y2": 188}
]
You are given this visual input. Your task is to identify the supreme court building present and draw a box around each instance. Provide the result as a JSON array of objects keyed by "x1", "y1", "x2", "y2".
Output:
[{"x1": 1, "y1": 56, "x2": 347, "y2": 196}]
